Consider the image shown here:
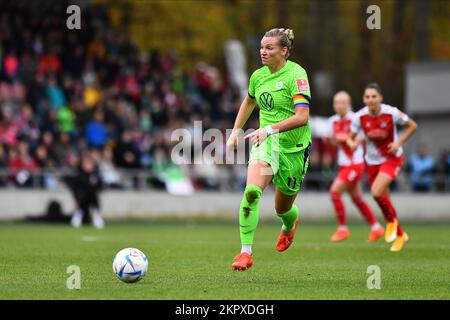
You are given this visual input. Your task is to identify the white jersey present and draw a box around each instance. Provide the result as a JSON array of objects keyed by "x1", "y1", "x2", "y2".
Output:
[
  {"x1": 351, "y1": 104, "x2": 409, "y2": 165},
  {"x1": 327, "y1": 111, "x2": 365, "y2": 167}
]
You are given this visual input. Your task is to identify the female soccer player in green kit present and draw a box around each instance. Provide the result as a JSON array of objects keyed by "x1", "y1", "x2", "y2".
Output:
[{"x1": 226, "y1": 28, "x2": 312, "y2": 271}]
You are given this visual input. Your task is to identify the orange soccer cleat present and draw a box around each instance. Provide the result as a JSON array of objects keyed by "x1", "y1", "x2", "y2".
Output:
[
  {"x1": 385, "y1": 219, "x2": 399, "y2": 243},
  {"x1": 390, "y1": 232, "x2": 409, "y2": 252},
  {"x1": 276, "y1": 220, "x2": 299, "y2": 252},
  {"x1": 330, "y1": 228, "x2": 350, "y2": 242},
  {"x1": 367, "y1": 226, "x2": 385, "y2": 242},
  {"x1": 231, "y1": 252, "x2": 253, "y2": 271}
]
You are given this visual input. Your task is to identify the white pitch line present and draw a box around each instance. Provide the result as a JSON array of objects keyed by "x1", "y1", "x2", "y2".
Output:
[{"x1": 81, "y1": 236, "x2": 100, "y2": 242}]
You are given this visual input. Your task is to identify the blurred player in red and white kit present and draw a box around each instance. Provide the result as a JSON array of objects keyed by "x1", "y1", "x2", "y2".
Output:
[
  {"x1": 324, "y1": 91, "x2": 384, "y2": 243},
  {"x1": 348, "y1": 83, "x2": 417, "y2": 252}
]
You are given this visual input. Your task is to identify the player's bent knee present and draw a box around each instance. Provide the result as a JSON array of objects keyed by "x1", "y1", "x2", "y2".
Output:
[
  {"x1": 329, "y1": 183, "x2": 341, "y2": 194},
  {"x1": 244, "y1": 185, "x2": 262, "y2": 204},
  {"x1": 351, "y1": 196, "x2": 362, "y2": 204},
  {"x1": 371, "y1": 187, "x2": 384, "y2": 199},
  {"x1": 330, "y1": 191, "x2": 341, "y2": 201},
  {"x1": 275, "y1": 204, "x2": 289, "y2": 214}
]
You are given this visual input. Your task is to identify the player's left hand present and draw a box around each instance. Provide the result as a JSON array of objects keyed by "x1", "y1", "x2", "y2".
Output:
[
  {"x1": 346, "y1": 139, "x2": 357, "y2": 151},
  {"x1": 244, "y1": 128, "x2": 269, "y2": 147},
  {"x1": 387, "y1": 142, "x2": 401, "y2": 154}
]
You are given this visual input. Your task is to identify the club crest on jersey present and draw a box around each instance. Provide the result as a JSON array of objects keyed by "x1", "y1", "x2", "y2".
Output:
[
  {"x1": 259, "y1": 92, "x2": 274, "y2": 111},
  {"x1": 296, "y1": 79, "x2": 309, "y2": 92},
  {"x1": 380, "y1": 121, "x2": 387, "y2": 128},
  {"x1": 275, "y1": 81, "x2": 283, "y2": 90}
]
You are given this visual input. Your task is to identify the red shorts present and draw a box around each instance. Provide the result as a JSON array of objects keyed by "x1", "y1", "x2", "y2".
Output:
[
  {"x1": 367, "y1": 156, "x2": 404, "y2": 186},
  {"x1": 337, "y1": 163, "x2": 365, "y2": 185}
]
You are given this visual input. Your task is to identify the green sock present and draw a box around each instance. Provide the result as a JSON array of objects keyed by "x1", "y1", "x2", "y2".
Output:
[
  {"x1": 239, "y1": 185, "x2": 262, "y2": 245},
  {"x1": 277, "y1": 204, "x2": 299, "y2": 232}
]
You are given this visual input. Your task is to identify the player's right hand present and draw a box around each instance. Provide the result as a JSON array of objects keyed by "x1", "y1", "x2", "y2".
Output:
[{"x1": 226, "y1": 130, "x2": 239, "y2": 150}]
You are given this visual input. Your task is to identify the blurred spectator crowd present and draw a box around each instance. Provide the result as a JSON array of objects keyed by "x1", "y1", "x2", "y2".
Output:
[
  {"x1": 0, "y1": 2, "x2": 247, "y2": 191},
  {"x1": 0, "y1": 2, "x2": 449, "y2": 193}
]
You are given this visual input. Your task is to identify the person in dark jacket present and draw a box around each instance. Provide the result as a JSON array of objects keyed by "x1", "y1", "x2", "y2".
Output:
[{"x1": 68, "y1": 153, "x2": 105, "y2": 228}]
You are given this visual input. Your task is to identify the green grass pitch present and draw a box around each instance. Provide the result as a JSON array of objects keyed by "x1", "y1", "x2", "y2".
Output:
[{"x1": 0, "y1": 220, "x2": 449, "y2": 299}]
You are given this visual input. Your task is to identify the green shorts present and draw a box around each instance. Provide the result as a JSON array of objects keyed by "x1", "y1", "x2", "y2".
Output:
[{"x1": 249, "y1": 137, "x2": 311, "y2": 196}]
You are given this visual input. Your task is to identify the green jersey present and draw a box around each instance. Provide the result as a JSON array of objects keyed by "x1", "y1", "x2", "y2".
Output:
[{"x1": 248, "y1": 60, "x2": 311, "y2": 153}]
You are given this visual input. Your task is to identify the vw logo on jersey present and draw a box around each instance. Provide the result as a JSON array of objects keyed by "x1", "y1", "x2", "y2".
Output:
[
  {"x1": 275, "y1": 81, "x2": 283, "y2": 90},
  {"x1": 259, "y1": 92, "x2": 274, "y2": 111}
]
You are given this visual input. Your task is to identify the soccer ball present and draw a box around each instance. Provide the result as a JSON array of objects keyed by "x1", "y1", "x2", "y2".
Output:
[{"x1": 113, "y1": 248, "x2": 148, "y2": 283}]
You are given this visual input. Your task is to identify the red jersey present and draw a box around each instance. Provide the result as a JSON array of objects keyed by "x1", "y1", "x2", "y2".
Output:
[
  {"x1": 351, "y1": 104, "x2": 409, "y2": 165},
  {"x1": 327, "y1": 111, "x2": 364, "y2": 166}
]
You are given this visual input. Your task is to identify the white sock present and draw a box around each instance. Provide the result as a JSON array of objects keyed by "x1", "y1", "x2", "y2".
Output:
[
  {"x1": 371, "y1": 222, "x2": 381, "y2": 230},
  {"x1": 91, "y1": 209, "x2": 105, "y2": 229},
  {"x1": 241, "y1": 245, "x2": 252, "y2": 255},
  {"x1": 71, "y1": 209, "x2": 83, "y2": 228},
  {"x1": 338, "y1": 225, "x2": 348, "y2": 230}
]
